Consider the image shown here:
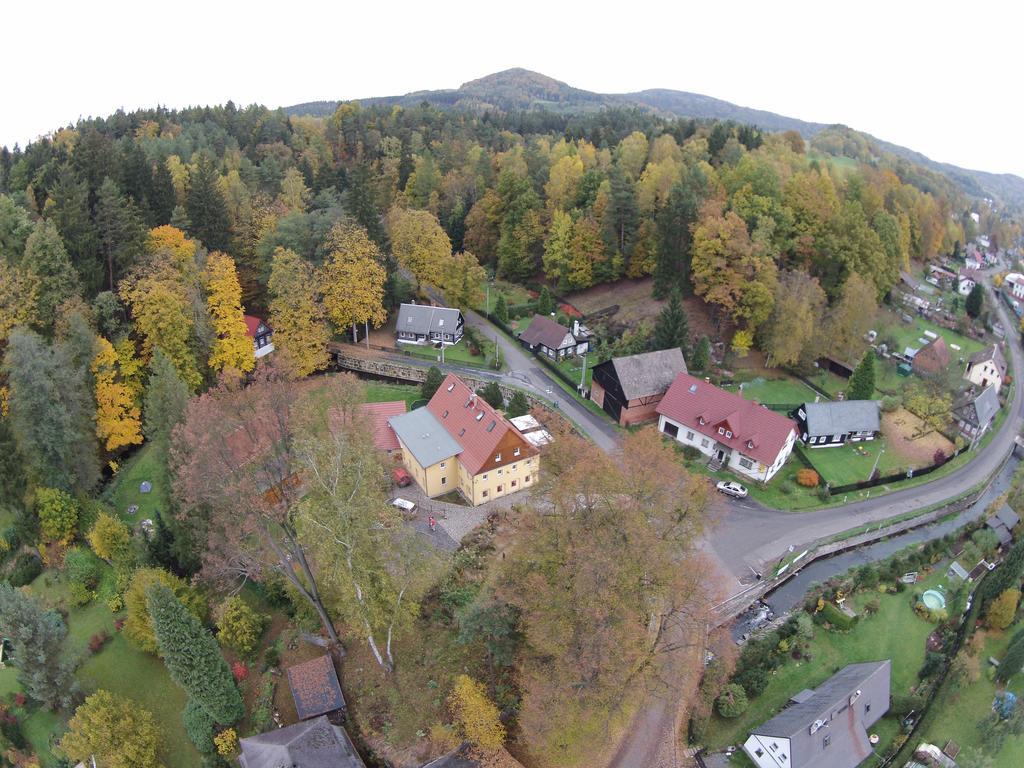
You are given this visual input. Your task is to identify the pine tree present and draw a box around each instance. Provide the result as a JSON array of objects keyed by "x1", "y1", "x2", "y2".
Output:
[
  {"x1": 143, "y1": 349, "x2": 190, "y2": 454},
  {"x1": 21, "y1": 219, "x2": 80, "y2": 329},
  {"x1": 169, "y1": 204, "x2": 191, "y2": 231},
  {"x1": 997, "y1": 632, "x2": 1024, "y2": 682},
  {"x1": 691, "y1": 335, "x2": 712, "y2": 371},
  {"x1": 147, "y1": 582, "x2": 244, "y2": 725},
  {"x1": 506, "y1": 389, "x2": 530, "y2": 418},
  {"x1": 494, "y1": 292, "x2": 509, "y2": 324},
  {"x1": 652, "y1": 291, "x2": 689, "y2": 352},
  {"x1": 0, "y1": 583, "x2": 79, "y2": 711},
  {"x1": 536, "y1": 286, "x2": 555, "y2": 316},
  {"x1": 421, "y1": 366, "x2": 445, "y2": 400},
  {"x1": 150, "y1": 160, "x2": 177, "y2": 225},
  {"x1": 847, "y1": 351, "x2": 876, "y2": 400},
  {"x1": 478, "y1": 381, "x2": 504, "y2": 409},
  {"x1": 96, "y1": 177, "x2": 147, "y2": 292},
  {"x1": 49, "y1": 165, "x2": 101, "y2": 293},
  {"x1": 966, "y1": 283, "x2": 984, "y2": 319},
  {"x1": 186, "y1": 157, "x2": 231, "y2": 252}
]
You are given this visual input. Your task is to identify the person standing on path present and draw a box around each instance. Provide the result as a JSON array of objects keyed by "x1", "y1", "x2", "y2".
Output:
[{"x1": 428, "y1": 515, "x2": 436, "y2": 532}]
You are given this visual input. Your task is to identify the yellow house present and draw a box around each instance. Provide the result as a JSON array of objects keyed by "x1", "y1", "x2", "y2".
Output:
[{"x1": 388, "y1": 374, "x2": 540, "y2": 506}]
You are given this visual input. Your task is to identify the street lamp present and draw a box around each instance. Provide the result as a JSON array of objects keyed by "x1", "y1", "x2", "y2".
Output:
[{"x1": 868, "y1": 444, "x2": 885, "y2": 482}]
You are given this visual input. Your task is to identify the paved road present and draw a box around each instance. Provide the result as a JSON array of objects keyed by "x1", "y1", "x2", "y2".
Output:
[{"x1": 709, "y1": 274, "x2": 1024, "y2": 583}]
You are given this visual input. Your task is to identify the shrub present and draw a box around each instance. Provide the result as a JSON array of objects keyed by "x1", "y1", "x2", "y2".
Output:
[
  {"x1": 88, "y1": 631, "x2": 111, "y2": 654},
  {"x1": 214, "y1": 728, "x2": 238, "y2": 757},
  {"x1": 64, "y1": 547, "x2": 104, "y2": 590},
  {"x1": 87, "y1": 512, "x2": 134, "y2": 566},
  {"x1": 231, "y1": 661, "x2": 248, "y2": 682},
  {"x1": 682, "y1": 446, "x2": 703, "y2": 461},
  {"x1": 8, "y1": 552, "x2": 42, "y2": 586},
  {"x1": 881, "y1": 395, "x2": 901, "y2": 412},
  {"x1": 796, "y1": 468, "x2": 819, "y2": 487},
  {"x1": 124, "y1": 567, "x2": 207, "y2": 654},
  {"x1": 182, "y1": 698, "x2": 216, "y2": 754},
  {"x1": 263, "y1": 643, "x2": 281, "y2": 670},
  {"x1": 734, "y1": 664, "x2": 769, "y2": 698},
  {"x1": 716, "y1": 683, "x2": 749, "y2": 718},
  {"x1": 820, "y1": 601, "x2": 856, "y2": 630},
  {"x1": 986, "y1": 589, "x2": 1020, "y2": 630},
  {"x1": 216, "y1": 596, "x2": 267, "y2": 657},
  {"x1": 779, "y1": 481, "x2": 795, "y2": 496},
  {"x1": 817, "y1": 485, "x2": 832, "y2": 501},
  {"x1": 35, "y1": 488, "x2": 79, "y2": 545},
  {"x1": 69, "y1": 582, "x2": 94, "y2": 607}
]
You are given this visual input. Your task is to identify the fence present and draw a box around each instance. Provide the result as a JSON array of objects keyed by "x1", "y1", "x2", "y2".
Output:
[{"x1": 828, "y1": 451, "x2": 957, "y2": 495}]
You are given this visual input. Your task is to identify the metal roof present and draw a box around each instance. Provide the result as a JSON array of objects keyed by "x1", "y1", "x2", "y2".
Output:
[
  {"x1": 995, "y1": 503, "x2": 1021, "y2": 530},
  {"x1": 396, "y1": 303, "x2": 462, "y2": 335},
  {"x1": 801, "y1": 401, "x2": 880, "y2": 437},
  {"x1": 388, "y1": 408, "x2": 462, "y2": 468}
]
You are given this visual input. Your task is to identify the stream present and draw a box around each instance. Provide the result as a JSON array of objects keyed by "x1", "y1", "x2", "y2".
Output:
[{"x1": 733, "y1": 454, "x2": 1019, "y2": 639}]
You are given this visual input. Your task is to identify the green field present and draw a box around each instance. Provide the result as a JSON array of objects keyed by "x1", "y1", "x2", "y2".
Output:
[
  {"x1": 474, "y1": 278, "x2": 533, "y2": 314},
  {"x1": 401, "y1": 338, "x2": 500, "y2": 369},
  {"x1": 804, "y1": 439, "x2": 906, "y2": 487},
  {"x1": 704, "y1": 570, "x2": 944, "y2": 761},
  {"x1": 364, "y1": 382, "x2": 422, "y2": 408},
  {"x1": 726, "y1": 376, "x2": 820, "y2": 406},
  {"x1": 104, "y1": 443, "x2": 171, "y2": 526},
  {"x1": 553, "y1": 354, "x2": 593, "y2": 389}
]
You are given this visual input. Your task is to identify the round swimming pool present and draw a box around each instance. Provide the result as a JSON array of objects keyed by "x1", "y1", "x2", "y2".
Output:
[{"x1": 922, "y1": 589, "x2": 946, "y2": 610}]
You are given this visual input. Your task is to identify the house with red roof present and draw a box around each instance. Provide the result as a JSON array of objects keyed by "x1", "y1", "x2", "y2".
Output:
[
  {"x1": 388, "y1": 374, "x2": 540, "y2": 505},
  {"x1": 244, "y1": 314, "x2": 274, "y2": 359},
  {"x1": 656, "y1": 373, "x2": 798, "y2": 483}
]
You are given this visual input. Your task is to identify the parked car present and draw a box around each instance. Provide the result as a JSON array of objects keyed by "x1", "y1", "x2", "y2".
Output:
[
  {"x1": 716, "y1": 480, "x2": 748, "y2": 499},
  {"x1": 392, "y1": 467, "x2": 412, "y2": 487},
  {"x1": 391, "y1": 497, "x2": 417, "y2": 515}
]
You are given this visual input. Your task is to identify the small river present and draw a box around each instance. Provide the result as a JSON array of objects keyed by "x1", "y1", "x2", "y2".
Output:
[{"x1": 734, "y1": 454, "x2": 1019, "y2": 637}]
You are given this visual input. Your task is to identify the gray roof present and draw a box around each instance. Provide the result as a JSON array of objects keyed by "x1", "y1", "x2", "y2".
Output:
[
  {"x1": 608, "y1": 348, "x2": 688, "y2": 401},
  {"x1": 948, "y1": 561, "x2": 970, "y2": 580},
  {"x1": 747, "y1": 660, "x2": 891, "y2": 768},
  {"x1": 238, "y1": 716, "x2": 365, "y2": 768},
  {"x1": 953, "y1": 385, "x2": 999, "y2": 428},
  {"x1": 801, "y1": 400, "x2": 880, "y2": 437},
  {"x1": 995, "y1": 503, "x2": 1021, "y2": 530},
  {"x1": 396, "y1": 303, "x2": 462, "y2": 335},
  {"x1": 388, "y1": 408, "x2": 462, "y2": 468}
]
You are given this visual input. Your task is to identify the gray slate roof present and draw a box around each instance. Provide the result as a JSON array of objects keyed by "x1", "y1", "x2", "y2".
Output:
[
  {"x1": 995, "y1": 504, "x2": 1021, "y2": 530},
  {"x1": 388, "y1": 408, "x2": 462, "y2": 468},
  {"x1": 953, "y1": 385, "x2": 999, "y2": 428},
  {"x1": 608, "y1": 348, "x2": 688, "y2": 401},
  {"x1": 238, "y1": 716, "x2": 365, "y2": 768},
  {"x1": 748, "y1": 660, "x2": 891, "y2": 768},
  {"x1": 396, "y1": 303, "x2": 462, "y2": 335},
  {"x1": 519, "y1": 314, "x2": 575, "y2": 350},
  {"x1": 801, "y1": 400, "x2": 880, "y2": 437}
]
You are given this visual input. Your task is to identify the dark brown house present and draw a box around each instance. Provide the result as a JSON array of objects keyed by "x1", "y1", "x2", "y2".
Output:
[
  {"x1": 590, "y1": 348, "x2": 687, "y2": 426},
  {"x1": 912, "y1": 336, "x2": 950, "y2": 376}
]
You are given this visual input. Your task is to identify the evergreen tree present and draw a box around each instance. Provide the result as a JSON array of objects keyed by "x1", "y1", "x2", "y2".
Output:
[
  {"x1": 847, "y1": 351, "x2": 876, "y2": 400},
  {"x1": 0, "y1": 583, "x2": 79, "y2": 711},
  {"x1": 186, "y1": 157, "x2": 231, "y2": 252},
  {"x1": 169, "y1": 204, "x2": 191, "y2": 231},
  {"x1": 494, "y1": 292, "x2": 509, "y2": 324},
  {"x1": 536, "y1": 286, "x2": 555, "y2": 316},
  {"x1": 21, "y1": 219, "x2": 80, "y2": 329},
  {"x1": 96, "y1": 177, "x2": 147, "y2": 292},
  {"x1": 150, "y1": 160, "x2": 176, "y2": 225},
  {"x1": 421, "y1": 366, "x2": 445, "y2": 400},
  {"x1": 653, "y1": 168, "x2": 707, "y2": 298},
  {"x1": 691, "y1": 335, "x2": 712, "y2": 371},
  {"x1": 147, "y1": 583, "x2": 244, "y2": 725},
  {"x1": 121, "y1": 142, "x2": 153, "y2": 220},
  {"x1": 506, "y1": 389, "x2": 530, "y2": 418},
  {"x1": 998, "y1": 632, "x2": 1024, "y2": 682},
  {"x1": 979, "y1": 537, "x2": 1024, "y2": 608},
  {"x1": 478, "y1": 381, "x2": 505, "y2": 409},
  {"x1": 344, "y1": 162, "x2": 385, "y2": 245},
  {"x1": 605, "y1": 165, "x2": 638, "y2": 262},
  {"x1": 966, "y1": 283, "x2": 984, "y2": 319},
  {"x1": 652, "y1": 291, "x2": 690, "y2": 352},
  {"x1": 143, "y1": 349, "x2": 190, "y2": 455},
  {"x1": 49, "y1": 165, "x2": 102, "y2": 294}
]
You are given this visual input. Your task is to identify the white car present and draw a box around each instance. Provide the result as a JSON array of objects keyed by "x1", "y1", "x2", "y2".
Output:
[
  {"x1": 716, "y1": 480, "x2": 748, "y2": 499},
  {"x1": 391, "y1": 497, "x2": 417, "y2": 514}
]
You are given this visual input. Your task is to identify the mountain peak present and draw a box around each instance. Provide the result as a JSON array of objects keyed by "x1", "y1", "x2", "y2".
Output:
[{"x1": 459, "y1": 68, "x2": 568, "y2": 91}]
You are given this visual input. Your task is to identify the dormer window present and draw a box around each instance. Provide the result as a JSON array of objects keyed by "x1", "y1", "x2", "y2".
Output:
[
  {"x1": 447, "y1": 382, "x2": 455, "y2": 392},
  {"x1": 718, "y1": 427, "x2": 725, "y2": 435},
  {"x1": 698, "y1": 417, "x2": 706, "y2": 425},
  {"x1": 439, "y1": 318, "x2": 444, "y2": 326},
  {"x1": 513, "y1": 447, "x2": 520, "y2": 456},
  {"x1": 476, "y1": 412, "x2": 484, "y2": 421},
  {"x1": 495, "y1": 453, "x2": 502, "y2": 462},
  {"x1": 726, "y1": 431, "x2": 732, "y2": 438},
  {"x1": 746, "y1": 440, "x2": 753, "y2": 449},
  {"x1": 442, "y1": 410, "x2": 449, "y2": 418}
]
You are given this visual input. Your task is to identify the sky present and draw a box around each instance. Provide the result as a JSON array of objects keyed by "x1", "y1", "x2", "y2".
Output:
[{"x1": 4, "y1": 1, "x2": 1023, "y2": 177}]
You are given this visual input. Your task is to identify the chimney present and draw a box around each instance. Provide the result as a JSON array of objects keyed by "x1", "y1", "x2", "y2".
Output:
[
  {"x1": 470, "y1": 393, "x2": 477, "y2": 408},
  {"x1": 572, "y1": 319, "x2": 580, "y2": 338}
]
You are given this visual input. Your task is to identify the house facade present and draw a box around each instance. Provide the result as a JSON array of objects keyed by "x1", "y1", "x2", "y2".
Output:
[
  {"x1": 957, "y1": 269, "x2": 979, "y2": 296},
  {"x1": 244, "y1": 315, "x2": 274, "y2": 359},
  {"x1": 742, "y1": 661, "x2": 891, "y2": 768},
  {"x1": 656, "y1": 373, "x2": 798, "y2": 483},
  {"x1": 952, "y1": 385, "x2": 999, "y2": 443},
  {"x1": 964, "y1": 343, "x2": 1006, "y2": 391},
  {"x1": 395, "y1": 303, "x2": 464, "y2": 346},
  {"x1": 795, "y1": 401, "x2": 880, "y2": 447},
  {"x1": 388, "y1": 374, "x2": 539, "y2": 505},
  {"x1": 1004, "y1": 273, "x2": 1024, "y2": 300},
  {"x1": 590, "y1": 348, "x2": 688, "y2": 426},
  {"x1": 518, "y1": 314, "x2": 590, "y2": 360}
]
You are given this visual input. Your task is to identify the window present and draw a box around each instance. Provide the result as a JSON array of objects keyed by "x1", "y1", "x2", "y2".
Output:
[
  {"x1": 662, "y1": 422, "x2": 679, "y2": 438},
  {"x1": 440, "y1": 462, "x2": 446, "y2": 469},
  {"x1": 495, "y1": 453, "x2": 502, "y2": 462},
  {"x1": 459, "y1": 428, "x2": 466, "y2": 436},
  {"x1": 497, "y1": 468, "x2": 503, "y2": 475},
  {"x1": 755, "y1": 749, "x2": 764, "y2": 758},
  {"x1": 686, "y1": 431, "x2": 695, "y2": 440},
  {"x1": 482, "y1": 473, "x2": 488, "y2": 480},
  {"x1": 442, "y1": 410, "x2": 449, "y2": 418},
  {"x1": 487, "y1": 421, "x2": 496, "y2": 432},
  {"x1": 701, "y1": 438, "x2": 710, "y2": 448},
  {"x1": 482, "y1": 490, "x2": 488, "y2": 498},
  {"x1": 718, "y1": 427, "x2": 725, "y2": 435},
  {"x1": 476, "y1": 412, "x2": 484, "y2": 421},
  {"x1": 511, "y1": 480, "x2": 517, "y2": 488},
  {"x1": 525, "y1": 475, "x2": 531, "y2": 483},
  {"x1": 513, "y1": 447, "x2": 520, "y2": 456},
  {"x1": 497, "y1": 485, "x2": 503, "y2": 493},
  {"x1": 864, "y1": 703, "x2": 871, "y2": 714},
  {"x1": 441, "y1": 476, "x2": 447, "y2": 486},
  {"x1": 823, "y1": 735, "x2": 831, "y2": 748},
  {"x1": 438, "y1": 318, "x2": 444, "y2": 326},
  {"x1": 726, "y1": 430, "x2": 733, "y2": 438},
  {"x1": 739, "y1": 457, "x2": 754, "y2": 470},
  {"x1": 447, "y1": 382, "x2": 455, "y2": 392},
  {"x1": 698, "y1": 416, "x2": 706, "y2": 425}
]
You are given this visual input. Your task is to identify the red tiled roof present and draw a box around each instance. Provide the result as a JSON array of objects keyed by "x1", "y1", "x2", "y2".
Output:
[
  {"x1": 656, "y1": 373, "x2": 797, "y2": 466},
  {"x1": 426, "y1": 374, "x2": 535, "y2": 475},
  {"x1": 243, "y1": 314, "x2": 263, "y2": 338},
  {"x1": 286, "y1": 654, "x2": 346, "y2": 720},
  {"x1": 359, "y1": 401, "x2": 406, "y2": 452},
  {"x1": 519, "y1": 314, "x2": 574, "y2": 351}
]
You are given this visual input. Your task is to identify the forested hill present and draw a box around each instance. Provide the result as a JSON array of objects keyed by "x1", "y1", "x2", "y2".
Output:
[{"x1": 285, "y1": 68, "x2": 1024, "y2": 206}]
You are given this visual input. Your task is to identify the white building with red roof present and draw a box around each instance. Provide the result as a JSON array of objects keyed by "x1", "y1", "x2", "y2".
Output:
[
  {"x1": 656, "y1": 373, "x2": 798, "y2": 483},
  {"x1": 388, "y1": 374, "x2": 540, "y2": 505},
  {"x1": 244, "y1": 315, "x2": 274, "y2": 359}
]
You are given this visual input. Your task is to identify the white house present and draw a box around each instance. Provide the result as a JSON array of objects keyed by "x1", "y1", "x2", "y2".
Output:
[
  {"x1": 244, "y1": 315, "x2": 274, "y2": 359},
  {"x1": 1003, "y1": 272, "x2": 1024, "y2": 300},
  {"x1": 964, "y1": 344, "x2": 1007, "y2": 391},
  {"x1": 655, "y1": 373, "x2": 798, "y2": 483},
  {"x1": 957, "y1": 269, "x2": 980, "y2": 296}
]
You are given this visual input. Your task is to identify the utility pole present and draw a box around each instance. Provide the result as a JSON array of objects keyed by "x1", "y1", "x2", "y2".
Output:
[
  {"x1": 365, "y1": 320, "x2": 370, "y2": 351},
  {"x1": 579, "y1": 351, "x2": 588, "y2": 393},
  {"x1": 868, "y1": 445, "x2": 885, "y2": 482},
  {"x1": 486, "y1": 280, "x2": 490, "y2": 315}
]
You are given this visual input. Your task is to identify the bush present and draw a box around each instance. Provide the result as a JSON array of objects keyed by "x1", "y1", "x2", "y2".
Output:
[
  {"x1": 881, "y1": 395, "x2": 901, "y2": 412},
  {"x1": 182, "y1": 698, "x2": 216, "y2": 754},
  {"x1": 263, "y1": 643, "x2": 281, "y2": 670},
  {"x1": 716, "y1": 683, "x2": 749, "y2": 718},
  {"x1": 796, "y1": 468, "x2": 819, "y2": 487},
  {"x1": 820, "y1": 601, "x2": 856, "y2": 630},
  {"x1": 88, "y1": 631, "x2": 111, "y2": 653},
  {"x1": 231, "y1": 661, "x2": 248, "y2": 682},
  {"x1": 69, "y1": 581, "x2": 94, "y2": 606},
  {"x1": 734, "y1": 664, "x2": 769, "y2": 698},
  {"x1": 64, "y1": 547, "x2": 104, "y2": 590},
  {"x1": 682, "y1": 446, "x2": 703, "y2": 461},
  {"x1": 8, "y1": 552, "x2": 42, "y2": 586},
  {"x1": 817, "y1": 484, "x2": 832, "y2": 501},
  {"x1": 35, "y1": 487, "x2": 79, "y2": 545},
  {"x1": 779, "y1": 481, "x2": 795, "y2": 496},
  {"x1": 986, "y1": 588, "x2": 1020, "y2": 630},
  {"x1": 215, "y1": 596, "x2": 267, "y2": 657}
]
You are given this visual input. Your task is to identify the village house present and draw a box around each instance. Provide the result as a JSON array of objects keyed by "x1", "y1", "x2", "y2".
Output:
[
  {"x1": 951, "y1": 385, "x2": 999, "y2": 444},
  {"x1": 244, "y1": 314, "x2": 274, "y2": 359},
  {"x1": 911, "y1": 336, "x2": 950, "y2": 376},
  {"x1": 239, "y1": 716, "x2": 365, "y2": 768},
  {"x1": 590, "y1": 348, "x2": 688, "y2": 426},
  {"x1": 395, "y1": 303, "x2": 464, "y2": 346},
  {"x1": 795, "y1": 400, "x2": 881, "y2": 447},
  {"x1": 956, "y1": 268, "x2": 979, "y2": 296},
  {"x1": 928, "y1": 264, "x2": 957, "y2": 289},
  {"x1": 963, "y1": 343, "x2": 1006, "y2": 391},
  {"x1": 986, "y1": 503, "x2": 1020, "y2": 547},
  {"x1": 518, "y1": 314, "x2": 591, "y2": 360},
  {"x1": 742, "y1": 661, "x2": 891, "y2": 768},
  {"x1": 388, "y1": 374, "x2": 539, "y2": 505},
  {"x1": 1003, "y1": 272, "x2": 1024, "y2": 300},
  {"x1": 656, "y1": 372, "x2": 798, "y2": 483}
]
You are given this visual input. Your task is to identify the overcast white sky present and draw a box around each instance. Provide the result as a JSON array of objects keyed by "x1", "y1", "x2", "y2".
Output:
[{"x1": 4, "y1": 1, "x2": 1022, "y2": 177}]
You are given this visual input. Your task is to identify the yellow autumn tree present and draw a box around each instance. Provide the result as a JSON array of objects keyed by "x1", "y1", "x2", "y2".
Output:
[
  {"x1": 146, "y1": 225, "x2": 198, "y2": 274},
  {"x1": 320, "y1": 223, "x2": 388, "y2": 336},
  {"x1": 92, "y1": 337, "x2": 144, "y2": 451},
  {"x1": 388, "y1": 206, "x2": 451, "y2": 289},
  {"x1": 0, "y1": 259, "x2": 39, "y2": 345},
  {"x1": 441, "y1": 251, "x2": 487, "y2": 311},
  {"x1": 268, "y1": 247, "x2": 329, "y2": 377},
  {"x1": 448, "y1": 674, "x2": 506, "y2": 752},
  {"x1": 204, "y1": 251, "x2": 255, "y2": 375},
  {"x1": 114, "y1": 337, "x2": 145, "y2": 403}
]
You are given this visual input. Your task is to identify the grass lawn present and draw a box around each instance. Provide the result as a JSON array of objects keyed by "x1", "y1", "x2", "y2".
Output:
[
  {"x1": 401, "y1": 338, "x2": 501, "y2": 370},
  {"x1": 725, "y1": 376, "x2": 821, "y2": 406},
  {"x1": 553, "y1": 354, "x2": 593, "y2": 389},
  {"x1": 474, "y1": 278, "x2": 533, "y2": 313},
  {"x1": 104, "y1": 442, "x2": 171, "y2": 526},
  {"x1": 803, "y1": 440, "x2": 905, "y2": 487},
  {"x1": 920, "y1": 628, "x2": 1024, "y2": 767},
  {"x1": 0, "y1": 666, "x2": 20, "y2": 697},
  {"x1": 703, "y1": 575, "x2": 937, "y2": 760},
  {"x1": 806, "y1": 369, "x2": 852, "y2": 398},
  {"x1": 364, "y1": 382, "x2": 422, "y2": 408}
]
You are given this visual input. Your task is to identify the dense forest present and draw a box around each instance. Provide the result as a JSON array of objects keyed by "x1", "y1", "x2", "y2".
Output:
[{"x1": 0, "y1": 95, "x2": 1022, "y2": 767}]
